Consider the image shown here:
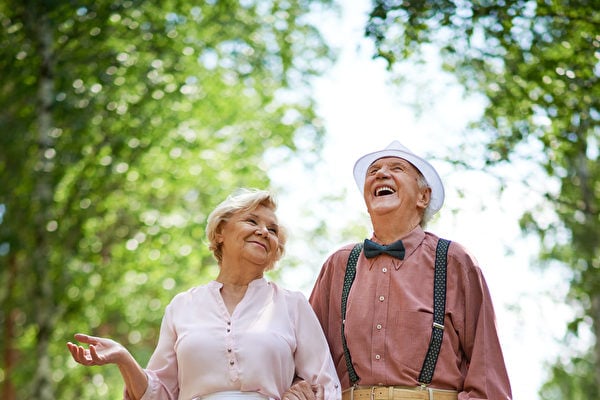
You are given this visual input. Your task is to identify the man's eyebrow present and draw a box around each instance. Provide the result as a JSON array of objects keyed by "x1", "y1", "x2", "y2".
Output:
[{"x1": 369, "y1": 159, "x2": 409, "y2": 168}]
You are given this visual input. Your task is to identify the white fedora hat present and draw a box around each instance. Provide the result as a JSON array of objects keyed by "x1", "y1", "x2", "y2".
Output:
[{"x1": 353, "y1": 140, "x2": 445, "y2": 219}]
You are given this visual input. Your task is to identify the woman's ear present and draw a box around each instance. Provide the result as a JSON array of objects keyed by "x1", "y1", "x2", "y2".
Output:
[{"x1": 215, "y1": 221, "x2": 225, "y2": 244}]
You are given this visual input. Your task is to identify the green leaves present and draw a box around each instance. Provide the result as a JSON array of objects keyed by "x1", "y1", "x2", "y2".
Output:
[
  {"x1": 0, "y1": 0, "x2": 333, "y2": 398},
  {"x1": 365, "y1": 0, "x2": 600, "y2": 397}
]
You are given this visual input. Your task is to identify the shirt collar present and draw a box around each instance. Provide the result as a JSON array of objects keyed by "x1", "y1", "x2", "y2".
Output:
[{"x1": 210, "y1": 276, "x2": 267, "y2": 289}]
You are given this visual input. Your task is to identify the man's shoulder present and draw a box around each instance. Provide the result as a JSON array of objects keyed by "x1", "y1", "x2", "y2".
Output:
[
  {"x1": 326, "y1": 242, "x2": 362, "y2": 259},
  {"x1": 423, "y1": 231, "x2": 479, "y2": 269}
]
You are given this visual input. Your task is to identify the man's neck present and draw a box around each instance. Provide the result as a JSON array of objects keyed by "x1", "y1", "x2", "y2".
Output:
[{"x1": 371, "y1": 216, "x2": 421, "y2": 244}]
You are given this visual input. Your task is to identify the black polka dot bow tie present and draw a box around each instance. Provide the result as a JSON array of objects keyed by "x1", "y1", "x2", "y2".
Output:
[{"x1": 363, "y1": 239, "x2": 405, "y2": 260}]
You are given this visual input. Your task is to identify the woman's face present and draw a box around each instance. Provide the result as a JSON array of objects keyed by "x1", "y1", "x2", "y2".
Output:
[{"x1": 217, "y1": 204, "x2": 281, "y2": 270}]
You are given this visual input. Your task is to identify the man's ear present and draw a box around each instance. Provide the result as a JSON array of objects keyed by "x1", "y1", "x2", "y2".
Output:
[{"x1": 417, "y1": 187, "x2": 431, "y2": 210}]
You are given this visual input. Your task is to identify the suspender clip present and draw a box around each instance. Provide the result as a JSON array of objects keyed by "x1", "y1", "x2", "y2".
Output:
[{"x1": 433, "y1": 322, "x2": 444, "y2": 330}]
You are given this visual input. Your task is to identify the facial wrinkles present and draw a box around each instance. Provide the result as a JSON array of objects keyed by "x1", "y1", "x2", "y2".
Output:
[
  {"x1": 366, "y1": 160, "x2": 399, "y2": 194},
  {"x1": 245, "y1": 207, "x2": 280, "y2": 259},
  {"x1": 222, "y1": 207, "x2": 277, "y2": 254},
  {"x1": 364, "y1": 158, "x2": 423, "y2": 217}
]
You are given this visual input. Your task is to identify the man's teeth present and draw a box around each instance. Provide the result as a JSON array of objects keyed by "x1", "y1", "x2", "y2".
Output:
[{"x1": 376, "y1": 186, "x2": 395, "y2": 196}]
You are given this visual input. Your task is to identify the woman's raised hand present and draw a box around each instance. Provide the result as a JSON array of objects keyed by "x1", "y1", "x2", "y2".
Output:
[{"x1": 66, "y1": 333, "x2": 127, "y2": 367}]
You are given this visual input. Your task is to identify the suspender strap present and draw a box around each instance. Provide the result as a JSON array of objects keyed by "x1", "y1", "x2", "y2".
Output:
[
  {"x1": 341, "y1": 243, "x2": 363, "y2": 384},
  {"x1": 418, "y1": 238, "x2": 451, "y2": 385}
]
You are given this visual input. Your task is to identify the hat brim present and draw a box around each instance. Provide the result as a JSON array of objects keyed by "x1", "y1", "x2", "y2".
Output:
[{"x1": 353, "y1": 147, "x2": 445, "y2": 218}]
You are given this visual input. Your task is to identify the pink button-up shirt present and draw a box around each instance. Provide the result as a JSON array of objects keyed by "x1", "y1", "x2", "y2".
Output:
[
  {"x1": 131, "y1": 278, "x2": 340, "y2": 400},
  {"x1": 309, "y1": 227, "x2": 512, "y2": 399}
]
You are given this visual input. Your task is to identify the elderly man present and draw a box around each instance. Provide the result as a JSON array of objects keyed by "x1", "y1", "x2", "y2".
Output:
[{"x1": 309, "y1": 141, "x2": 512, "y2": 400}]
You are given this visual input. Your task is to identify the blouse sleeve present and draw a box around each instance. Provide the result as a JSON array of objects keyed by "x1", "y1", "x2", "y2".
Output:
[
  {"x1": 292, "y1": 292, "x2": 341, "y2": 400},
  {"x1": 124, "y1": 303, "x2": 180, "y2": 400}
]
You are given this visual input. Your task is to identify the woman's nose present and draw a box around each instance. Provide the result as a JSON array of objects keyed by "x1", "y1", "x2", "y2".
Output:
[{"x1": 255, "y1": 225, "x2": 268, "y2": 236}]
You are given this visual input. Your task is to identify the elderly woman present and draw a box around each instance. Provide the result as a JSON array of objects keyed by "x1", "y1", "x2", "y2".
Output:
[{"x1": 67, "y1": 189, "x2": 341, "y2": 400}]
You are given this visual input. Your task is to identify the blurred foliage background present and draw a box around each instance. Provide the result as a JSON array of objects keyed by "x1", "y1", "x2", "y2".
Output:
[
  {"x1": 0, "y1": 0, "x2": 334, "y2": 398},
  {"x1": 0, "y1": 0, "x2": 598, "y2": 399},
  {"x1": 364, "y1": 1, "x2": 599, "y2": 399}
]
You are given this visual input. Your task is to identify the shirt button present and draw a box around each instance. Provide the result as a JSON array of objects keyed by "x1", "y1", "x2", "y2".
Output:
[
  {"x1": 382, "y1": 267, "x2": 387, "y2": 273},
  {"x1": 375, "y1": 354, "x2": 381, "y2": 360},
  {"x1": 376, "y1": 324, "x2": 382, "y2": 330},
  {"x1": 379, "y1": 296, "x2": 385, "y2": 301}
]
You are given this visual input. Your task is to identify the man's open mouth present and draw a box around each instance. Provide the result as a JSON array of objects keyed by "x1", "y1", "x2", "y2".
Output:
[{"x1": 374, "y1": 186, "x2": 396, "y2": 197}]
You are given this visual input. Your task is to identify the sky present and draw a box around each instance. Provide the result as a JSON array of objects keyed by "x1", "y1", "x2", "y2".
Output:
[{"x1": 268, "y1": 2, "x2": 578, "y2": 399}]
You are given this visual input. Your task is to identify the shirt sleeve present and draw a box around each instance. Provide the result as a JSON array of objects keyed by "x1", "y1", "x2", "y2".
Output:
[
  {"x1": 309, "y1": 255, "x2": 333, "y2": 336},
  {"x1": 309, "y1": 247, "x2": 354, "y2": 389},
  {"x1": 454, "y1": 248, "x2": 512, "y2": 400},
  {"x1": 291, "y1": 292, "x2": 341, "y2": 400},
  {"x1": 309, "y1": 247, "x2": 352, "y2": 341},
  {"x1": 124, "y1": 303, "x2": 179, "y2": 400}
]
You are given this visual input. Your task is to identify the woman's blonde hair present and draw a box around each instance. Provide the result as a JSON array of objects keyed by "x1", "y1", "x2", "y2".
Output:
[{"x1": 206, "y1": 188, "x2": 287, "y2": 268}]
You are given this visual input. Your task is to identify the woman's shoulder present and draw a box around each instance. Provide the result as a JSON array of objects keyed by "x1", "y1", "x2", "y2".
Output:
[
  {"x1": 267, "y1": 280, "x2": 309, "y2": 304},
  {"x1": 168, "y1": 281, "x2": 217, "y2": 306}
]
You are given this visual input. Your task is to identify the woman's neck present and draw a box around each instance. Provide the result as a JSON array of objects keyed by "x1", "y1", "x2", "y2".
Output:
[
  {"x1": 216, "y1": 267, "x2": 263, "y2": 287},
  {"x1": 216, "y1": 267, "x2": 263, "y2": 315}
]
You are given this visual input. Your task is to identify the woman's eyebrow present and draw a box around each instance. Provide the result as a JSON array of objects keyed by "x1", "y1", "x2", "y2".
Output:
[{"x1": 247, "y1": 212, "x2": 278, "y2": 226}]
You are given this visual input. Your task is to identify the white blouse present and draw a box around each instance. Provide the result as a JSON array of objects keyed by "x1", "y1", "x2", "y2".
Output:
[{"x1": 130, "y1": 278, "x2": 340, "y2": 400}]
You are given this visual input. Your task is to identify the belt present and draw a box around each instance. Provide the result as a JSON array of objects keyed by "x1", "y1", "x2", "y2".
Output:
[{"x1": 342, "y1": 386, "x2": 458, "y2": 400}]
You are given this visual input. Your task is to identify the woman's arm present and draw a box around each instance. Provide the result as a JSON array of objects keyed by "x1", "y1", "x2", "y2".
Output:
[{"x1": 67, "y1": 333, "x2": 148, "y2": 399}]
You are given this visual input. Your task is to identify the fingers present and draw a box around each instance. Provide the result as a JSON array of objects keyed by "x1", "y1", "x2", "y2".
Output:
[
  {"x1": 66, "y1": 342, "x2": 91, "y2": 365},
  {"x1": 313, "y1": 384, "x2": 324, "y2": 400},
  {"x1": 73, "y1": 333, "x2": 98, "y2": 344},
  {"x1": 66, "y1": 342, "x2": 79, "y2": 360},
  {"x1": 66, "y1": 336, "x2": 105, "y2": 366},
  {"x1": 283, "y1": 380, "x2": 316, "y2": 400},
  {"x1": 88, "y1": 344, "x2": 103, "y2": 363}
]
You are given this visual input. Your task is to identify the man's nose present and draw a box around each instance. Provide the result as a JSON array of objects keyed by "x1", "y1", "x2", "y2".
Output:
[{"x1": 375, "y1": 166, "x2": 390, "y2": 177}]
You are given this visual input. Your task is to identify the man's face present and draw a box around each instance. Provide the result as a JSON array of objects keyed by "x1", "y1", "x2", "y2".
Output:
[{"x1": 363, "y1": 156, "x2": 429, "y2": 218}]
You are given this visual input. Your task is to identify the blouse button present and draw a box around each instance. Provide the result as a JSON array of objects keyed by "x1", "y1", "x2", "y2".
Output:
[
  {"x1": 227, "y1": 348, "x2": 232, "y2": 353},
  {"x1": 229, "y1": 361, "x2": 234, "y2": 365},
  {"x1": 226, "y1": 329, "x2": 231, "y2": 333}
]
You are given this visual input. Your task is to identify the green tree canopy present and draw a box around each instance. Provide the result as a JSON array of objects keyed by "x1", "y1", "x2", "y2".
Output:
[
  {"x1": 0, "y1": 0, "x2": 334, "y2": 398},
  {"x1": 364, "y1": 1, "x2": 599, "y2": 398}
]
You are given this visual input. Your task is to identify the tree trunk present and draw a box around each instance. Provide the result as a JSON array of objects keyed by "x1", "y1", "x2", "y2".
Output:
[
  {"x1": 2, "y1": 253, "x2": 17, "y2": 400},
  {"x1": 29, "y1": 6, "x2": 57, "y2": 400}
]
